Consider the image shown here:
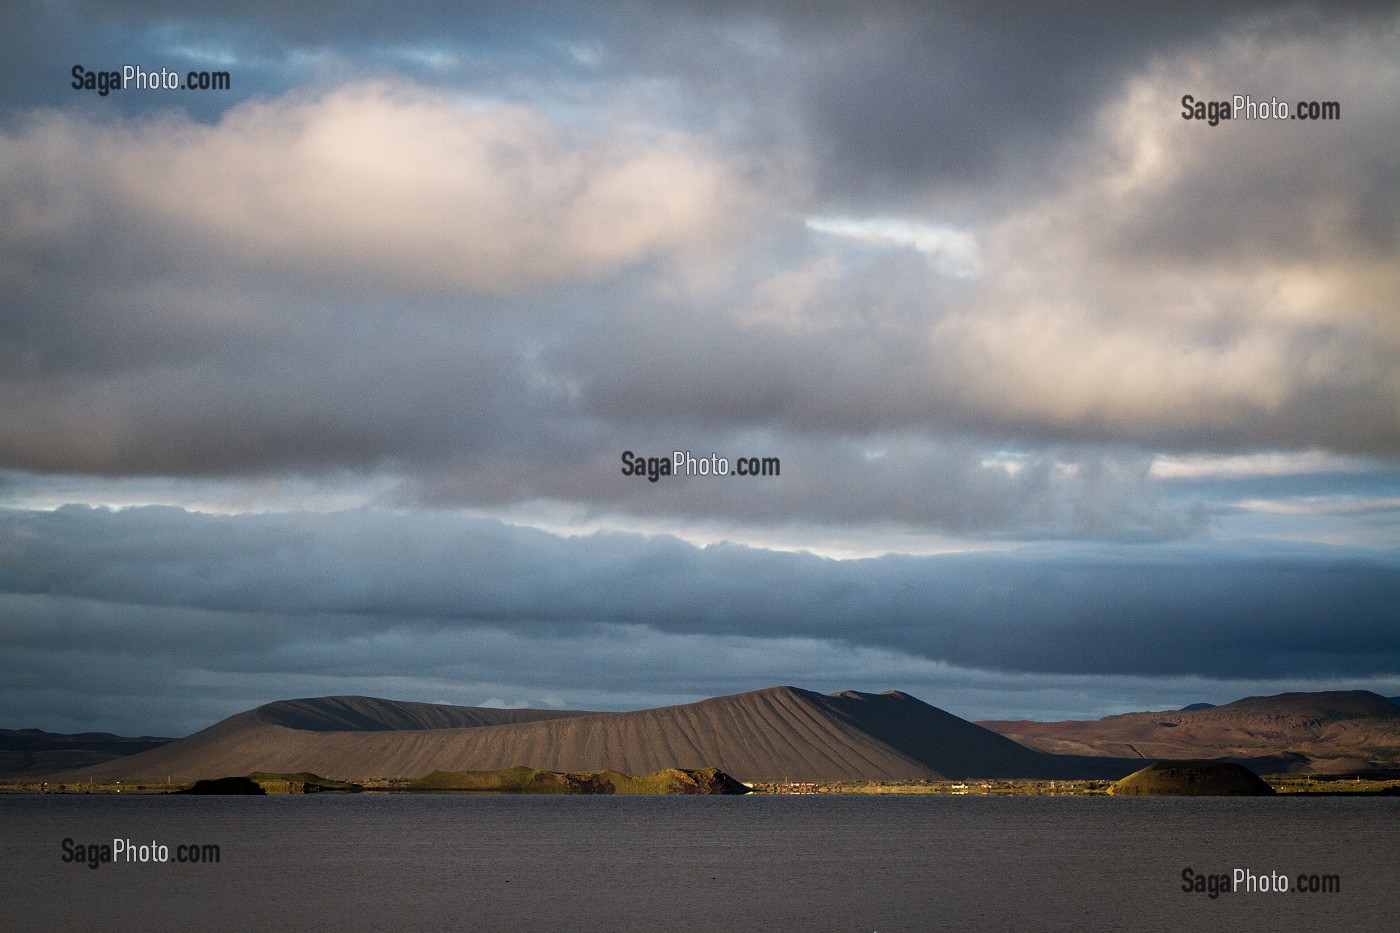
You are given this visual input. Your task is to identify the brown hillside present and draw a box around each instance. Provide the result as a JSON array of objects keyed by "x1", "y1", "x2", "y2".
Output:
[
  {"x1": 48, "y1": 687, "x2": 1138, "y2": 784},
  {"x1": 979, "y1": 691, "x2": 1400, "y2": 769}
]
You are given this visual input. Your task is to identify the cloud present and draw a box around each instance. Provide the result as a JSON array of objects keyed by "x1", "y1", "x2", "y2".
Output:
[
  {"x1": 773, "y1": 3, "x2": 1326, "y2": 209},
  {"x1": 2, "y1": 8, "x2": 1396, "y2": 500},
  {"x1": 545, "y1": 14, "x2": 1400, "y2": 461},
  {"x1": 804, "y1": 216, "x2": 982, "y2": 278},
  {"x1": 3, "y1": 506, "x2": 1395, "y2": 693},
  {"x1": 4, "y1": 503, "x2": 1398, "y2": 734},
  {"x1": 0, "y1": 80, "x2": 759, "y2": 482},
  {"x1": 910, "y1": 24, "x2": 1400, "y2": 455},
  {"x1": 1, "y1": 81, "x2": 744, "y2": 294}
]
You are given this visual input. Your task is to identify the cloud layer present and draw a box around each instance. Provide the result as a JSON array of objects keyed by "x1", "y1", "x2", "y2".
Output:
[
  {"x1": 1, "y1": 2, "x2": 1397, "y2": 731},
  {"x1": 3, "y1": 506, "x2": 1397, "y2": 733}
]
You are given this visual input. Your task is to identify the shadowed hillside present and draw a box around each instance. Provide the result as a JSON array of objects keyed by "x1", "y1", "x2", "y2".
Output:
[
  {"x1": 980, "y1": 691, "x2": 1400, "y2": 770},
  {"x1": 0, "y1": 729, "x2": 174, "y2": 778},
  {"x1": 47, "y1": 687, "x2": 1141, "y2": 784},
  {"x1": 251, "y1": 695, "x2": 592, "y2": 731}
]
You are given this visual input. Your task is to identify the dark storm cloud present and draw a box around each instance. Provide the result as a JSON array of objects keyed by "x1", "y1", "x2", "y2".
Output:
[
  {"x1": 3, "y1": 506, "x2": 1396, "y2": 687},
  {"x1": 10, "y1": 1, "x2": 1380, "y2": 167},
  {"x1": 777, "y1": 4, "x2": 1225, "y2": 209},
  {"x1": 559, "y1": 1, "x2": 1394, "y2": 211}
]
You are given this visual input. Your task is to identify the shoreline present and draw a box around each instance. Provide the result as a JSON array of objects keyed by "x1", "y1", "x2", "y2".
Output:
[{"x1": 8, "y1": 774, "x2": 1400, "y2": 796}]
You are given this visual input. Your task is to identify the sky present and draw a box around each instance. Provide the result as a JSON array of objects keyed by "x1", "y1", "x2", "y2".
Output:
[{"x1": 2, "y1": 1, "x2": 1398, "y2": 737}]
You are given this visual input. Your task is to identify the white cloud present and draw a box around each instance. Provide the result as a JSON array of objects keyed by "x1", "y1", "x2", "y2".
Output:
[
  {"x1": 1, "y1": 81, "x2": 748, "y2": 294},
  {"x1": 1149, "y1": 450, "x2": 1375, "y2": 480},
  {"x1": 806, "y1": 215, "x2": 982, "y2": 278},
  {"x1": 914, "y1": 28, "x2": 1400, "y2": 454}
]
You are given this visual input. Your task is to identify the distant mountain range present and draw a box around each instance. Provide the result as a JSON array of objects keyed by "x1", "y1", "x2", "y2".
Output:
[
  {"x1": 978, "y1": 691, "x2": 1400, "y2": 771},
  {"x1": 15, "y1": 689, "x2": 1400, "y2": 784},
  {"x1": 0, "y1": 728, "x2": 173, "y2": 779}
]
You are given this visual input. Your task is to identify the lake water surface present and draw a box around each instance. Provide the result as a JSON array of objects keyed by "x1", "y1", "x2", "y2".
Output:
[{"x1": 5, "y1": 793, "x2": 1395, "y2": 930}]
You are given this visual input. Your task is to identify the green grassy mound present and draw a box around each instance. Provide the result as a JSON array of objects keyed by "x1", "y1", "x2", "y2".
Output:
[
  {"x1": 409, "y1": 766, "x2": 748, "y2": 794},
  {"x1": 247, "y1": 772, "x2": 363, "y2": 793},
  {"x1": 1110, "y1": 760, "x2": 1275, "y2": 796}
]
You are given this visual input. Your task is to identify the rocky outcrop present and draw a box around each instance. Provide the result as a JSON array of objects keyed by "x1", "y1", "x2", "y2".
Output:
[{"x1": 173, "y1": 776, "x2": 267, "y2": 795}]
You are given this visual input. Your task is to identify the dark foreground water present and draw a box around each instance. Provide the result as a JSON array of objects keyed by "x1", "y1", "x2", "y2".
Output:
[{"x1": 4, "y1": 793, "x2": 1396, "y2": 931}]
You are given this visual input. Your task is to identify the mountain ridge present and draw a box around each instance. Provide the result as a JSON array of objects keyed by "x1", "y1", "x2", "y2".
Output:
[
  {"x1": 0, "y1": 728, "x2": 175, "y2": 779},
  {"x1": 978, "y1": 690, "x2": 1400, "y2": 768},
  {"x1": 23, "y1": 688, "x2": 1398, "y2": 784},
  {"x1": 44, "y1": 686, "x2": 1137, "y2": 784},
  {"x1": 250, "y1": 695, "x2": 592, "y2": 731}
]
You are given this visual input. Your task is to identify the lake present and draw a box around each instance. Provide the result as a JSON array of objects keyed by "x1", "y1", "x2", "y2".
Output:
[{"x1": 5, "y1": 793, "x2": 1395, "y2": 930}]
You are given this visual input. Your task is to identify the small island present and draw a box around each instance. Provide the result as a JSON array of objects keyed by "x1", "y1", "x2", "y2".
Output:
[
  {"x1": 409, "y1": 766, "x2": 748, "y2": 794},
  {"x1": 173, "y1": 776, "x2": 267, "y2": 795},
  {"x1": 1109, "y1": 761, "x2": 1275, "y2": 796}
]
